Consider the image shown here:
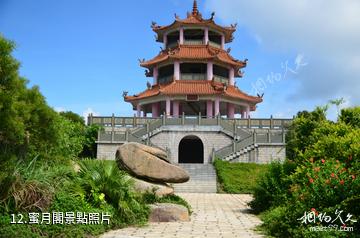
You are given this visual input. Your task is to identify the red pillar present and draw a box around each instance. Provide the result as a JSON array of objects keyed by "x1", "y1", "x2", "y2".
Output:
[{"x1": 227, "y1": 103, "x2": 235, "y2": 119}]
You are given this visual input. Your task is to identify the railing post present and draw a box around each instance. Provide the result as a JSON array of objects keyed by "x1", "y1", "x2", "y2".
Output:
[
  {"x1": 125, "y1": 129, "x2": 129, "y2": 142},
  {"x1": 233, "y1": 120, "x2": 237, "y2": 138},
  {"x1": 198, "y1": 112, "x2": 201, "y2": 125},
  {"x1": 253, "y1": 130, "x2": 257, "y2": 144},
  {"x1": 270, "y1": 115, "x2": 274, "y2": 129},
  {"x1": 211, "y1": 148, "x2": 215, "y2": 163},
  {"x1": 232, "y1": 140, "x2": 236, "y2": 153},
  {"x1": 162, "y1": 112, "x2": 166, "y2": 125},
  {"x1": 133, "y1": 115, "x2": 136, "y2": 127},
  {"x1": 111, "y1": 127, "x2": 114, "y2": 143},
  {"x1": 248, "y1": 117, "x2": 251, "y2": 128},
  {"x1": 282, "y1": 129, "x2": 286, "y2": 143},
  {"x1": 268, "y1": 129, "x2": 271, "y2": 143},
  {"x1": 88, "y1": 113, "x2": 93, "y2": 126},
  {"x1": 182, "y1": 112, "x2": 185, "y2": 125},
  {"x1": 111, "y1": 113, "x2": 115, "y2": 127}
]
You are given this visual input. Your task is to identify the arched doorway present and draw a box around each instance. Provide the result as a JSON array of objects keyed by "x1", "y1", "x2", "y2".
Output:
[{"x1": 178, "y1": 135, "x2": 204, "y2": 163}]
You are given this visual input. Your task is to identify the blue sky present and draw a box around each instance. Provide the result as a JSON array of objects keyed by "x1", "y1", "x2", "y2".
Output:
[{"x1": 1, "y1": 0, "x2": 359, "y2": 119}]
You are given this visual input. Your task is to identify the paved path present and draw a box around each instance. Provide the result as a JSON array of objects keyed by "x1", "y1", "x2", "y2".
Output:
[{"x1": 100, "y1": 193, "x2": 264, "y2": 238}]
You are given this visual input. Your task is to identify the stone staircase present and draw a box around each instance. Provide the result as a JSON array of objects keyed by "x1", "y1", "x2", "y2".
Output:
[
  {"x1": 173, "y1": 164, "x2": 217, "y2": 193},
  {"x1": 223, "y1": 144, "x2": 258, "y2": 162}
]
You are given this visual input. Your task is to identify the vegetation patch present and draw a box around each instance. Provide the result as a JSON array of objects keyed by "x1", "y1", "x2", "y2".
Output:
[
  {"x1": 214, "y1": 160, "x2": 270, "y2": 194},
  {"x1": 250, "y1": 106, "x2": 360, "y2": 237}
]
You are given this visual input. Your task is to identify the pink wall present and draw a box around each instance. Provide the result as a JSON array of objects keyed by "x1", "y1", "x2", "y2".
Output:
[
  {"x1": 207, "y1": 62, "x2": 213, "y2": 81},
  {"x1": 166, "y1": 97, "x2": 171, "y2": 116},
  {"x1": 214, "y1": 97, "x2": 220, "y2": 116},
  {"x1": 173, "y1": 101, "x2": 179, "y2": 117},
  {"x1": 136, "y1": 104, "x2": 141, "y2": 117},
  {"x1": 174, "y1": 61, "x2": 180, "y2": 80},
  {"x1": 229, "y1": 68, "x2": 235, "y2": 86},
  {"x1": 153, "y1": 66, "x2": 158, "y2": 85},
  {"x1": 179, "y1": 27, "x2": 184, "y2": 44},
  {"x1": 204, "y1": 27, "x2": 209, "y2": 44},
  {"x1": 227, "y1": 103, "x2": 235, "y2": 119},
  {"x1": 152, "y1": 102, "x2": 159, "y2": 118}
]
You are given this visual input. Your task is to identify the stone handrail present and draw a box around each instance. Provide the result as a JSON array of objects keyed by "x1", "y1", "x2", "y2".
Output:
[
  {"x1": 214, "y1": 129, "x2": 286, "y2": 159},
  {"x1": 89, "y1": 115, "x2": 292, "y2": 130},
  {"x1": 91, "y1": 114, "x2": 292, "y2": 148}
]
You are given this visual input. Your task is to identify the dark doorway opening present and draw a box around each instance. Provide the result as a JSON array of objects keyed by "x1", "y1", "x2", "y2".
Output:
[{"x1": 178, "y1": 135, "x2": 204, "y2": 163}]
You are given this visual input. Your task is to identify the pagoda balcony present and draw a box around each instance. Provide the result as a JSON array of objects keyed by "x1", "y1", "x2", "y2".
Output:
[
  {"x1": 181, "y1": 73, "x2": 207, "y2": 80},
  {"x1": 166, "y1": 39, "x2": 222, "y2": 49},
  {"x1": 158, "y1": 75, "x2": 174, "y2": 84},
  {"x1": 184, "y1": 39, "x2": 204, "y2": 45},
  {"x1": 213, "y1": 75, "x2": 229, "y2": 84},
  {"x1": 208, "y1": 41, "x2": 221, "y2": 48}
]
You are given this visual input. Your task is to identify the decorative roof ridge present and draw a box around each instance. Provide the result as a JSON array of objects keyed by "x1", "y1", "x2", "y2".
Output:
[
  {"x1": 225, "y1": 85, "x2": 263, "y2": 100},
  {"x1": 192, "y1": 0, "x2": 199, "y2": 16}
]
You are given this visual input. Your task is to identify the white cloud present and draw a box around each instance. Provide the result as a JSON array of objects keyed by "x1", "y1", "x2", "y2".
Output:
[
  {"x1": 205, "y1": 0, "x2": 360, "y2": 105},
  {"x1": 83, "y1": 107, "x2": 100, "y2": 124},
  {"x1": 54, "y1": 107, "x2": 66, "y2": 112}
]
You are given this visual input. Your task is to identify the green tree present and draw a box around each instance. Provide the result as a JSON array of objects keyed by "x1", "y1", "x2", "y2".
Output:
[
  {"x1": 286, "y1": 106, "x2": 328, "y2": 161},
  {"x1": 339, "y1": 107, "x2": 360, "y2": 128},
  {"x1": 0, "y1": 36, "x2": 59, "y2": 159},
  {"x1": 60, "y1": 111, "x2": 85, "y2": 125}
]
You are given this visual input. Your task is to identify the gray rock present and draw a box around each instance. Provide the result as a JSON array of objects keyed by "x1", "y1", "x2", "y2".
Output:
[
  {"x1": 116, "y1": 143, "x2": 189, "y2": 183},
  {"x1": 149, "y1": 203, "x2": 190, "y2": 222},
  {"x1": 127, "y1": 142, "x2": 169, "y2": 163},
  {"x1": 131, "y1": 177, "x2": 174, "y2": 197}
]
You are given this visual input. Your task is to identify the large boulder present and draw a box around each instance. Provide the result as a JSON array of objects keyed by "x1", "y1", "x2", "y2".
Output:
[
  {"x1": 130, "y1": 177, "x2": 174, "y2": 197},
  {"x1": 116, "y1": 143, "x2": 189, "y2": 183},
  {"x1": 127, "y1": 142, "x2": 169, "y2": 163},
  {"x1": 149, "y1": 203, "x2": 190, "y2": 222}
]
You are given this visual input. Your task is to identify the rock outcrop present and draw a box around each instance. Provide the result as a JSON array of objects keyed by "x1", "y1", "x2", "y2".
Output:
[
  {"x1": 148, "y1": 203, "x2": 190, "y2": 222},
  {"x1": 131, "y1": 177, "x2": 174, "y2": 197},
  {"x1": 116, "y1": 142, "x2": 189, "y2": 183}
]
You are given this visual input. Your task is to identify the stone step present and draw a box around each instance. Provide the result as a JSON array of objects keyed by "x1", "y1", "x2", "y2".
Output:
[{"x1": 173, "y1": 163, "x2": 217, "y2": 193}]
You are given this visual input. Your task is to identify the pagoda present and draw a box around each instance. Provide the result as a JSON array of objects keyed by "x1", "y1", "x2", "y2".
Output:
[{"x1": 124, "y1": 0, "x2": 262, "y2": 119}]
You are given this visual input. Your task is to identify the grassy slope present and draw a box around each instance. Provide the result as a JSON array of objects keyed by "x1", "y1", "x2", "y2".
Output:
[{"x1": 214, "y1": 160, "x2": 270, "y2": 194}]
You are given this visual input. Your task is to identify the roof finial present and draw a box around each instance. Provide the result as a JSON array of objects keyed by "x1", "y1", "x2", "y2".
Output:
[{"x1": 192, "y1": 0, "x2": 198, "y2": 16}]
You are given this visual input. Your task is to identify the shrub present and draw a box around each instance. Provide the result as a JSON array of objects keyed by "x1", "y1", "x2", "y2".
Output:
[
  {"x1": 71, "y1": 160, "x2": 149, "y2": 225},
  {"x1": 249, "y1": 160, "x2": 296, "y2": 213},
  {"x1": 252, "y1": 106, "x2": 360, "y2": 237}
]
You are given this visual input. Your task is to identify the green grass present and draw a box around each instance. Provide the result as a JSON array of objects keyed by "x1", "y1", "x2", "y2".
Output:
[{"x1": 214, "y1": 159, "x2": 270, "y2": 194}]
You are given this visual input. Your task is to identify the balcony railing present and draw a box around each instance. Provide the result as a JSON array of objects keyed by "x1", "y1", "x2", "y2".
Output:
[
  {"x1": 213, "y1": 75, "x2": 229, "y2": 84},
  {"x1": 166, "y1": 41, "x2": 178, "y2": 49},
  {"x1": 181, "y1": 73, "x2": 207, "y2": 80},
  {"x1": 184, "y1": 39, "x2": 204, "y2": 45},
  {"x1": 89, "y1": 114, "x2": 293, "y2": 130},
  {"x1": 158, "y1": 75, "x2": 173, "y2": 84},
  {"x1": 209, "y1": 41, "x2": 221, "y2": 48}
]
